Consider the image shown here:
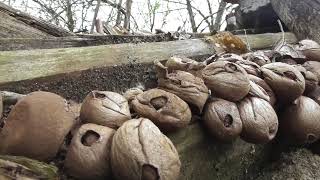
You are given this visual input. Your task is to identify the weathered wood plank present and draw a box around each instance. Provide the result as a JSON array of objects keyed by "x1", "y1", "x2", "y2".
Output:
[
  {"x1": 271, "y1": 0, "x2": 320, "y2": 43},
  {"x1": 0, "y1": 34, "x2": 173, "y2": 51},
  {"x1": 0, "y1": 32, "x2": 297, "y2": 85},
  {"x1": 0, "y1": 2, "x2": 74, "y2": 37}
]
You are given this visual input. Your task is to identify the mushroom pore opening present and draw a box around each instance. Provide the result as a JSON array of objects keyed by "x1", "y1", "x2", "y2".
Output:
[
  {"x1": 223, "y1": 114, "x2": 233, "y2": 128},
  {"x1": 81, "y1": 130, "x2": 100, "y2": 146},
  {"x1": 150, "y1": 96, "x2": 168, "y2": 110},
  {"x1": 141, "y1": 164, "x2": 160, "y2": 180}
]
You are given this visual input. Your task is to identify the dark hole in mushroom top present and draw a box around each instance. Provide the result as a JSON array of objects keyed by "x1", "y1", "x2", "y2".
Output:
[
  {"x1": 223, "y1": 114, "x2": 233, "y2": 128},
  {"x1": 283, "y1": 71, "x2": 298, "y2": 81},
  {"x1": 307, "y1": 134, "x2": 317, "y2": 143},
  {"x1": 150, "y1": 96, "x2": 168, "y2": 110},
  {"x1": 81, "y1": 130, "x2": 100, "y2": 147},
  {"x1": 94, "y1": 92, "x2": 107, "y2": 99},
  {"x1": 141, "y1": 164, "x2": 160, "y2": 180},
  {"x1": 225, "y1": 63, "x2": 238, "y2": 72}
]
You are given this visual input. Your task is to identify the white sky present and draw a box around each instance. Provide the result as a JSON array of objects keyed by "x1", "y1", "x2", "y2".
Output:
[{"x1": 1, "y1": 0, "x2": 234, "y2": 33}]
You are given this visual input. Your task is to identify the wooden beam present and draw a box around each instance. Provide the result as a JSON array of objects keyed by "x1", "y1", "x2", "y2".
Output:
[{"x1": 0, "y1": 32, "x2": 297, "y2": 85}]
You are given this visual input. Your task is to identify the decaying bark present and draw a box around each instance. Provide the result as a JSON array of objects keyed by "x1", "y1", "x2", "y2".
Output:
[{"x1": 0, "y1": 2, "x2": 74, "y2": 38}]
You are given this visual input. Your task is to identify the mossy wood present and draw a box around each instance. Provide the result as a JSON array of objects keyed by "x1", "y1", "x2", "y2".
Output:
[
  {"x1": 271, "y1": 0, "x2": 320, "y2": 43},
  {"x1": 0, "y1": 32, "x2": 297, "y2": 85}
]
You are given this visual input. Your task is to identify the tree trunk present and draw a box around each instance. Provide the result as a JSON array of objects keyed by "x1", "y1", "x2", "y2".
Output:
[
  {"x1": 66, "y1": 0, "x2": 75, "y2": 32},
  {"x1": 271, "y1": 0, "x2": 320, "y2": 43},
  {"x1": 214, "y1": 1, "x2": 227, "y2": 31},
  {"x1": 0, "y1": 32, "x2": 297, "y2": 84},
  {"x1": 206, "y1": 0, "x2": 214, "y2": 32},
  {"x1": 186, "y1": 0, "x2": 197, "y2": 32},
  {"x1": 90, "y1": 0, "x2": 102, "y2": 33},
  {"x1": 124, "y1": 0, "x2": 133, "y2": 30},
  {"x1": 115, "y1": 0, "x2": 123, "y2": 26}
]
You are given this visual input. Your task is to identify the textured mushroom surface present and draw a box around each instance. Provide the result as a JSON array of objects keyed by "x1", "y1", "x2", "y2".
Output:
[
  {"x1": 238, "y1": 97, "x2": 278, "y2": 144},
  {"x1": 0, "y1": 91, "x2": 75, "y2": 161},
  {"x1": 156, "y1": 61, "x2": 209, "y2": 113},
  {"x1": 202, "y1": 61, "x2": 250, "y2": 102},
  {"x1": 279, "y1": 96, "x2": 320, "y2": 145},
  {"x1": 261, "y1": 62, "x2": 305, "y2": 104},
  {"x1": 111, "y1": 118, "x2": 181, "y2": 180},
  {"x1": 132, "y1": 89, "x2": 191, "y2": 132},
  {"x1": 65, "y1": 123, "x2": 115, "y2": 179},
  {"x1": 80, "y1": 91, "x2": 131, "y2": 129},
  {"x1": 203, "y1": 98, "x2": 242, "y2": 141}
]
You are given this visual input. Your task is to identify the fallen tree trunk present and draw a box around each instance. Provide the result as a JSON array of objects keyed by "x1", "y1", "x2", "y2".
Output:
[
  {"x1": 0, "y1": 34, "x2": 174, "y2": 51},
  {"x1": 0, "y1": 2, "x2": 74, "y2": 38},
  {"x1": 0, "y1": 32, "x2": 297, "y2": 85},
  {"x1": 271, "y1": 0, "x2": 320, "y2": 43}
]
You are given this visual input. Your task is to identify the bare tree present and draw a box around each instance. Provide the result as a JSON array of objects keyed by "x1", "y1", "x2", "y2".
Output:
[
  {"x1": 90, "y1": 0, "x2": 101, "y2": 33},
  {"x1": 123, "y1": 0, "x2": 132, "y2": 30},
  {"x1": 186, "y1": 0, "x2": 197, "y2": 32},
  {"x1": 214, "y1": 0, "x2": 227, "y2": 31},
  {"x1": 115, "y1": 0, "x2": 123, "y2": 26}
]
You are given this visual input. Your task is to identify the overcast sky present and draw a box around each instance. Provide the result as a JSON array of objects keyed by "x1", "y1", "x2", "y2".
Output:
[{"x1": 1, "y1": 0, "x2": 233, "y2": 33}]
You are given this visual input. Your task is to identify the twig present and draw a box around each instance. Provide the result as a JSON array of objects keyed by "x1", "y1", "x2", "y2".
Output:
[{"x1": 277, "y1": 19, "x2": 285, "y2": 43}]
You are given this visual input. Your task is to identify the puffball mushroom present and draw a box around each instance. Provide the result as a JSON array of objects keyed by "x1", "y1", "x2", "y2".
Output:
[
  {"x1": 203, "y1": 98, "x2": 242, "y2": 141},
  {"x1": 202, "y1": 61, "x2": 250, "y2": 102},
  {"x1": 155, "y1": 61, "x2": 209, "y2": 113},
  {"x1": 279, "y1": 96, "x2": 320, "y2": 145},
  {"x1": 242, "y1": 51, "x2": 271, "y2": 66},
  {"x1": 248, "y1": 75, "x2": 276, "y2": 106},
  {"x1": 0, "y1": 91, "x2": 75, "y2": 161},
  {"x1": 165, "y1": 56, "x2": 205, "y2": 76},
  {"x1": 303, "y1": 61, "x2": 320, "y2": 84},
  {"x1": 238, "y1": 97, "x2": 278, "y2": 144},
  {"x1": 80, "y1": 91, "x2": 131, "y2": 129},
  {"x1": 111, "y1": 118, "x2": 181, "y2": 180},
  {"x1": 235, "y1": 60, "x2": 261, "y2": 77},
  {"x1": 64, "y1": 123, "x2": 115, "y2": 179},
  {"x1": 131, "y1": 89, "x2": 191, "y2": 132},
  {"x1": 296, "y1": 39, "x2": 320, "y2": 62},
  {"x1": 261, "y1": 62, "x2": 305, "y2": 104}
]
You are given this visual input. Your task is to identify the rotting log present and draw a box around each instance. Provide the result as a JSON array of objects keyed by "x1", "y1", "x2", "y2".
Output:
[
  {"x1": 0, "y1": 32, "x2": 297, "y2": 86},
  {"x1": 0, "y1": 2, "x2": 74, "y2": 38},
  {"x1": 0, "y1": 34, "x2": 174, "y2": 51},
  {"x1": 271, "y1": 0, "x2": 320, "y2": 43}
]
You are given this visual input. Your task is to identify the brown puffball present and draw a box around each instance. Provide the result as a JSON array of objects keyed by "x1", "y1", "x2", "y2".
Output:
[
  {"x1": 64, "y1": 123, "x2": 115, "y2": 179},
  {"x1": 215, "y1": 53, "x2": 244, "y2": 63},
  {"x1": 242, "y1": 51, "x2": 271, "y2": 66},
  {"x1": 203, "y1": 98, "x2": 242, "y2": 141},
  {"x1": 0, "y1": 91, "x2": 75, "y2": 161},
  {"x1": 296, "y1": 39, "x2": 320, "y2": 62},
  {"x1": 123, "y1": 87, "x2": 143, "y2": 103},
  {"x1": 279, "y1": 96, "x2": 320, "y2": 145},
  {"x1": 303, "y1": 61, "x2": 320, "y2": 84},
  {"x1": 111, "y1": 118, "x2": 181, "y2": 180},
  {"x1": 293, "y1": 65, "x2": 318, "y2": 94},
  {"x1": 132, "y1": 89, "x2": 191, "y2": 132},
  {"x1": 248, "y1": 75, "x2": 276, "y2": 106},
  {"x1": 202, "y1": 61, "x2": 250, "y2": 102},
  {"x1": 235, "y1": 60, "x2": 261, "y2": 77},
  {"x1": 248, "y1": 81, "x2": 270, "y2": 102},
  {"x1": 165, "y1": 56, "x2": 205, "y2": 76},
  {"x1": 155, "y1": 61, "x2": 209, "y2": 113},
  {"x1": 238, "y1": 97, "x2": 278, "y2": 144},
  {"x1": 307, "y1": 86, "x2": 320, "y2": 105},
  {"x1": 80, "y1": 91, "x2": 131, "y2": 129},
  {"x1": 261, "y1": 62, "x2": 305, "y2": 104}
]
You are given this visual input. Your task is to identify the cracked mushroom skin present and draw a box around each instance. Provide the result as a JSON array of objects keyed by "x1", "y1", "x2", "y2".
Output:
[
  {"x1": 202, "y1": 61, "x2": 250, "y2": 102},
  {"x1": 203, "y1": 98, "x2": 242, "y2": 141},
  {"x1": 261, "y1": 62, "x2": 305, "y2": 104},
  {"x1": 248, "y1": 75, "x2": 276, "y2": 106},
  {"x1": 155, "y1": 61, "x2": 209, "y2": 113},
  {"x1": 279, "y1": 96, "x2": 320, "y2": 145},
  {"x1": 0, "y1": 91, "x2": 76, "y2": 161},
  {"x1": 238, "y1": 97, "x2": 278, "y2": 144},
  {"x1": 111, "y1": 118, "x2": 181, "y2": 180},
  {"x1": 64, "y1": 123, "x2": 115, "y2": 179},
  {"x1": 165, "y1": 56, "x2": 205, "y2": 76},
  {"x1": 131, "y1": 89, "x2": 191, "y2": 132},
  {"x1": 80, "y1": 91, "x2": 131, "y2": 129}
]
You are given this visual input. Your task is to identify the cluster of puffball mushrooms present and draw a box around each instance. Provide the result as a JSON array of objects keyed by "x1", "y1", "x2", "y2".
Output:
[{"x1": 1, "y1": 33, "x2": 320, "y2": 180}]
